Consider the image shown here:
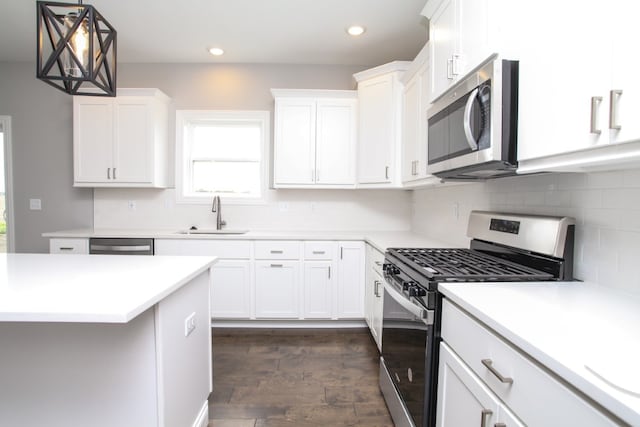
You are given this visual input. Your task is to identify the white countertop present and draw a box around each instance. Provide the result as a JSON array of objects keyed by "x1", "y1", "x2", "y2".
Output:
[
  {"x1": 0, "y1": 254, "x2": 217, "y2": 323},
  {"x1": 440, "y1": 281, "x2": 640, "y2": 426},
  {"x1": 43, "y1": 228, "x2": 458, "y2": 253}
]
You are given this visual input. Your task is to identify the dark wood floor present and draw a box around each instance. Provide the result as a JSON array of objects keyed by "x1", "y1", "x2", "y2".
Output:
[{"x1": 208, "y1": 328, "x2": 394, "y2": 427}]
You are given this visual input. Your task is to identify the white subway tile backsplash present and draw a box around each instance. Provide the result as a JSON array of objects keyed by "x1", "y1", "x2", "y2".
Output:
[{"x1": 411, "y1": 169, "x2": 640, "y2": 295}]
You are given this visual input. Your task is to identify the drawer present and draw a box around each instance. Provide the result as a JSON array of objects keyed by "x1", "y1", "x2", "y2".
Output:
[
  {"x1": 441, "y1": 299, "x2": 617, "y2": 427},
  {"x1": 49, "y1": 238, "x2": 88, "y2": 254},
  {"x1": 254, "y1": 241, "x2": 300, "y2": 260},
  {"x1": 154, "y1": 239, "x2": 251, "y2": 259},
  {"x1": 303, "y1": 241, "x2": 337, "y2": 260}
]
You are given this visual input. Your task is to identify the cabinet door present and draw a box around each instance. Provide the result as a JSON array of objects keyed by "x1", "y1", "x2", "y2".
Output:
[
  {"x1": 609, "y1": 2, "x2": 640, "y2": 145},
  {"x1": 254, "y1": 261, "x2": 300, "y2": 318},
  {"x1": 429, "y1": 0, "x2": 457, "y2": 100},
  {"x1": 303, "y1": 261, "x2": 334, "y2": 319},
  {"x1": 436, "y1": 343, "x2": 501, "y2": 427},
  {"x1": 357, "y1": 75, "x2": 395, "y2": 184},
  {"x1": 402, "y1": 70, "x2": 421, "y2": 183},
  {"x1": 315, "y1": 99, "x2": 357, "y2": 185},
  {"x1": 336, "y1": 242, "x2": 365, "y2": 318},
  {"x1": 73, "y1": 98, "x2": 114, "y2": 183},
  {"x1": 114, "y1": 98, "x2": 153, "y2": 183},
  {"x1": 273, "y1": 98, "x2": 316, "y2": 185},
  {"x1": 211, "y1": 260, "x2": 251, "y2": 319},
  {"x1": 457, "y1": 0, "x2": 491, "y2": 79}
]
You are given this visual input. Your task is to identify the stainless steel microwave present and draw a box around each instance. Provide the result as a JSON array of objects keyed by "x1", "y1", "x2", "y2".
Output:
[{"x1": 427, "y1": 56, "x2": 519, "y2": 180}]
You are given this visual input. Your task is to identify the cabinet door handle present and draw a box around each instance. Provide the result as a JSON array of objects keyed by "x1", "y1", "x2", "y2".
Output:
[
  {"x1": 59, "y1": 247, "x2": 74, "y2": 251},
  {"x1": 340, "y1": 247, "x2": 343, "y2": 259},
  {"x1": 374, "y1": 261, "x2": 383, "y2": 266},
  {"x1": 107, "y1": 168, "x2": 111, "y2": 179},
  {"x1": 590, "y1": 96, "x2": 603, "y2": 134},
  {"x1": 609, "y1": 89, "x2": 623, "y2": 130},
  {"x1": 385, "y1": 166, "x2": 389, "y2": 180},
  {"x1": 494, "y1": 424, "x2": 506, "y2": 427},
  {"x1": 270, "y1": 263, "x2": 283, "y2": 268},
  {"x1": 270, "y1": 250, "x2": 283, "y2": 254},
  {"x1": 312, "y1": 251, "x2": 325, "y2": 255},
  {"x1": 481, "y1": 359, "x2": 513, "y2": 384},
  {"x1": 415, "y1": 160, "x2": 419, "y2": 175},
  {"x1": 113, "y1": 167, "x2": 116, "y2": 180},
  {"x1": 480, "y1": 409, "x2": 493, "y2": 427},
  {"x1": 447, "y1": 58, "x2": 454, "y2": 80},
  {"x1": 374, "y1": 280, "x2": 380, "y2": 297},
  {"x1": 328, "y1": 266, "x2": 331, "y2": 279}
]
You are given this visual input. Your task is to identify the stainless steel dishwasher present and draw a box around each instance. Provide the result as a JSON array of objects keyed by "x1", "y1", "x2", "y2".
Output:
[{"x1": 89, "y1": 238, "x2": 154, "y2": 255}]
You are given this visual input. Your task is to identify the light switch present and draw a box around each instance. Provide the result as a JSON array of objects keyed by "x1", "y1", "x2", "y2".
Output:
[{"x1": 29, "y1": 199, "x2": 42, "y2": 211}]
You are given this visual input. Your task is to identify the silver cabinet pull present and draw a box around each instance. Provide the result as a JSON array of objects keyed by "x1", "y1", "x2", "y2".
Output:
[
  {"x1": 385, "y1": 166, "x2": 389, "y2": 180},
  {"x1": 374, "y1": 280, "x2": 380, "y2": 297},
  {"x1": 590, "y1": 96, "x2": 603, "y2": 134},
  {"x1": 59, "y1": 247, "x2": 74, "y2": 251},
  {"x1": 270, "y1": 263, "x2": 283, "y2": 268},
  {"x1": 113, "y1": 167, "x2": 116, "y2": 180},
  {"x1": 480, "y1": 409, "x2": 493, "y2": 427},
  {"x1": 270, "y1": 250, "x2": 283, "y2": 254},
  {"x1": 312, "y1": 251, "x2": 325, "y2": 254},
  {"x1": 447, "y1": 57, "x2": 454, "y2": 80},
  {"x1": 340, "y1": 247, "x2": 343, "y2": 259},
  {"x1": 374, "y1": 261, "x2": 383, "y2": 266},
  {"x1": 494, "y1": 424, "x2": 506, "y2": 427},
  {"x1": 609, "y1": 89, "x2": 623, "y2": 130},
  {"x1": 107, "y1": 168, "x2": 111, "y2": 179},
  {"x1": 328, "y1": 266, "x2": 331, "y2": 279},
  {"x1": 481, "y1": 359, "x2": 513, "y2": 384}
]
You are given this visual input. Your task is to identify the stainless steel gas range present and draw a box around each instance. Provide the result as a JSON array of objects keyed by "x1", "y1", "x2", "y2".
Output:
[{"x1": 379, "y1": 211, "x2": 575, "y2": 427}]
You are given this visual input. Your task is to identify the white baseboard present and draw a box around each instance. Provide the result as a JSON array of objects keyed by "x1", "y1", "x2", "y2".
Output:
[{"x1": 211, "y1": 319, "x2": 367, "y2": 328}]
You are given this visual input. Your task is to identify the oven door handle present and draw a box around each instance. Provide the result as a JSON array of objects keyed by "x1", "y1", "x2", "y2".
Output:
[{"x1": 383, "y1": 280, "x2": 434, "y2": 325}]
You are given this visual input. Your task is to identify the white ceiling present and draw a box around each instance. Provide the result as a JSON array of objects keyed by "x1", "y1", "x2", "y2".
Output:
[{"x1": 0, "y1": 0, "x2": 428, "y2": 66}]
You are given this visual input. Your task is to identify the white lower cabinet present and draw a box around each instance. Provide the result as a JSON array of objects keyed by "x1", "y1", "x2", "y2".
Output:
[
  {"x1": 254, "y1": 260, "x2": 300, "y2": 319},
  {"x1": 49, "y1": 238, "x2": 89, "y2": 254},
  {"x1": 439, "y1": 299, "x2": 619, "y2": 427},
  {"x1": 336, "y1": 241, "x2": 365, "y2": 318},
  {"x1": 210, "y1": 260, "x2": 251, "y2": 318},
  {"x1": 303, "y1": 261, "x2": 334, "y2": 319},
  {"x1": 364, "y1": 243, "x2": 384, "y2": 351},
  {"x1": 155, "y1": 239, "x2": 252, "y2": 320},
  {"x1": 437, "y1": 342, "x2": 524, "y2": 427}
]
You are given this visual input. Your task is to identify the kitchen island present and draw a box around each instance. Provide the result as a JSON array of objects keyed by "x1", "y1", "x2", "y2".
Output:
[{"x1": 0, "y1": 253, "x2": 216, "y2": 427}]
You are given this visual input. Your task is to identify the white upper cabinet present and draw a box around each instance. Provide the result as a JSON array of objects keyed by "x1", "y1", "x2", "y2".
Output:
[
  {"x1": 272, "y1": 89, "x2": 357, "y2": 188},
  {"x1": 423, "y1": 0, "x2": 494, "y2": 102},
  {"x1": 402, "y1": 43, "x2": 439, "y2": 186},
  {"x1": 354, "y1": 62, "x2": 410, "y2": 187},
  {"x1": 73, "y1": 88, "x2": 170, "y2": 187}
]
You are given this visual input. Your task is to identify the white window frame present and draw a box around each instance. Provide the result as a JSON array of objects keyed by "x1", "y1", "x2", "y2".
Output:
[{"x1": 176, "y1": 110, "x2": 270, "y2": 205}]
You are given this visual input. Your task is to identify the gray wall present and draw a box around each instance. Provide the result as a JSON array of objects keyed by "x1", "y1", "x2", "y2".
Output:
[
  {"x1": 0, "y1": 61, "x2": 369, "y2": 252},
  {"x1": 0, "y1": 62, "x2": 93, "y2": 253}
]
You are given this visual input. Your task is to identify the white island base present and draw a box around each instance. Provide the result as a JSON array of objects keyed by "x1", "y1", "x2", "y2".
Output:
[{"x1": 0, "y1": 254, "x2": 215, "y2": 427}]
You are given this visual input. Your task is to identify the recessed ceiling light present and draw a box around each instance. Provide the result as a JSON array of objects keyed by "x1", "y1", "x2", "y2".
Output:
[
  {"x1": 208, "y1": 47, "x2": 224, "y2": 56},
  {"x1": 346, "y1": 25, "x2": 366, "y2": 36}
]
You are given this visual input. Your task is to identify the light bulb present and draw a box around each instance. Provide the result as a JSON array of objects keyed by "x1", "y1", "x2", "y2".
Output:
[
  {"x1": 347, "y1": 26, "x2": 366, "y2": 36},
  {"x1": 63, "y1": 12, "x2": 89, "y2": 77}
]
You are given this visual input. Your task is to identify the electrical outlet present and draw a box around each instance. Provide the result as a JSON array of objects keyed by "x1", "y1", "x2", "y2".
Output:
[
  {"x1": 278, "y1": 202, "x2": 289, "y2": 212},
  {"x1": 184, "y1": 312, "x2": 196, "y2": 337},
  {"x1": 127, "y1": 200, "x2": 136, "y2": 211},
  {"x1": 29, "y1": 199, "x2": 42, "y2": 211}
]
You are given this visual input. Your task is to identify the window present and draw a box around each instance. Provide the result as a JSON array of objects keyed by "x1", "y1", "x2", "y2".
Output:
[{"x1": 176, "y1": 110, "x2": 269, "y2": 204}]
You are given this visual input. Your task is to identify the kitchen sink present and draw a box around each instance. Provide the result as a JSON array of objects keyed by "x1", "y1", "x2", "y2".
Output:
[{"x1": 175, "y1": 229, "x2": 249, "y2": 235}]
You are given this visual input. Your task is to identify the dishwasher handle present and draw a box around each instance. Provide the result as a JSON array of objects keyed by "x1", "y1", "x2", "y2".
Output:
[
  {"x1": 89, "y1": 238, "x2": 154, "y2": 255},
  {"x1": 90, "y1": 244, "x2": 152, "y2": 252}
]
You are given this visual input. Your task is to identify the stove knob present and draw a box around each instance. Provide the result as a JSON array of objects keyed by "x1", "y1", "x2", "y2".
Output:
[
  {"x1": 402, "y1": 281, "x2": 410, "y2": 291},
  {"x1": 409, "y1": 285, "x2": 427, "y2": 297}
]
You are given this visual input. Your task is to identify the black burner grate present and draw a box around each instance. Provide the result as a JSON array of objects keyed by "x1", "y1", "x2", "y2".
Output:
[{"x1": 389, "y1": 248, "x2": 553, "y2": 281}]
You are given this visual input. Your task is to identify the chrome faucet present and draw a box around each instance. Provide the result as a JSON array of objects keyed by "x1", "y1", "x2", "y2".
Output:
[{"x1": 211, "y1": 195, "x2": 227, "y2": 230}]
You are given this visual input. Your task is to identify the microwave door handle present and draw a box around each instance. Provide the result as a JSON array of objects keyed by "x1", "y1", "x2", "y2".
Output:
[{"x1": 463, "y1": 88, "x2": 480, "y2": 151}]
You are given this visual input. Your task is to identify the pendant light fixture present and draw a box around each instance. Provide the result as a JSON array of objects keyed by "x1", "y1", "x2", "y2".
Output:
[{"x1": 36, "y1": 0, "x2": 117, "y2": 96}]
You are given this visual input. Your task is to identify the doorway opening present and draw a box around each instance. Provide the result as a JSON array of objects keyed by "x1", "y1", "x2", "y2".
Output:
[{"x1": 0, "y1": 116, "x2": 15, "y2": 253}]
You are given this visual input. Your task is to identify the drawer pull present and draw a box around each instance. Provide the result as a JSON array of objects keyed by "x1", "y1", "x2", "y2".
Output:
[
  {"x1": 270, "y1": 264, "x2": 283, "y2": 268},
  {"x1": 374, "y1": 261, "x2": 383, "y2": 266},
  {"x1": 270, "y1": 250, "x2": 283, "y2": 254},
  {"x1": 312, "y1": 251, "x2": 325, "y2": 254},
  {"x1": 494, "y1": 424, "x2": 506, "y2": 427},
  {"x1": 59, "y1": 247, "x2": 74, "y2": 251},
  {"x1": 481, "y1": 359, "x2": 513, "y2": 384},
  {"x1": 480, "y1": 409, "x2": 493, "y2": 427}
]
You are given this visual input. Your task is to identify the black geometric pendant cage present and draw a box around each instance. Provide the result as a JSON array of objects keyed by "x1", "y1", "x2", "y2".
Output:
[{"x1": 36, "y1": 1, "x2": 117, "y2": 96}]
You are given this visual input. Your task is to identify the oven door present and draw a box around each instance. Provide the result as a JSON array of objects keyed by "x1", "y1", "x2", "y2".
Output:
[{"x1": 380, "y1": 276, "x2": 436, "y2": 427}]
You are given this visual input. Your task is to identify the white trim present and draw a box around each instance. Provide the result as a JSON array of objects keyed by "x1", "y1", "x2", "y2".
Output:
[
  {"x1": 175, "y1": 110, "x2": 270, "y2": 206},
  {"x1": 0, "y1": 116, "x2": 15, "y2": 253},
  {"x1": 211, "y1": 319, "x2": 367, "y2": 328}
]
